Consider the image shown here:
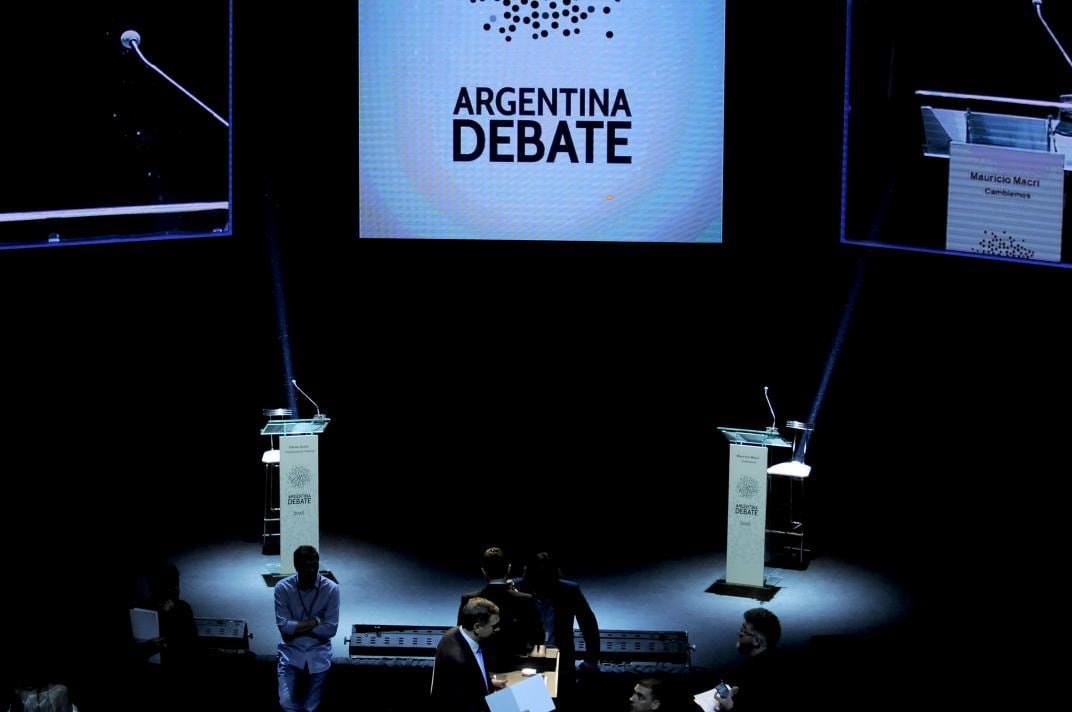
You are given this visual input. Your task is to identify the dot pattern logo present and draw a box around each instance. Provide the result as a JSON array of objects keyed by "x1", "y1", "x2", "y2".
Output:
[
  {"x1": 973, "y1": 229, "x2": 1036, "y2": 260},
  {"x1": 736, "y1": 475, "x2": 760, "y2": 499},
  {"x1": 470, "y1": 0, "x2": 621, "y2": 42},
  {"x1": 288, "y1": 464, "x2": 312, "y2": 490}
]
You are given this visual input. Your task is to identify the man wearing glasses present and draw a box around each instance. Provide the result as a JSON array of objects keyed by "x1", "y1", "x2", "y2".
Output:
[{"x1": 713, "y1": 608, "x2": 785, "y2": 711}]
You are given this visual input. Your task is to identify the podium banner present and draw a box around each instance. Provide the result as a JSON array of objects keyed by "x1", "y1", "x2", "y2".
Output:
[
  {"x1": 279, "y1": 435, "x2": 319, "y2": 574},
  {"x1": 725, "y1": 443, "x2": 768, "y2": 587},
  {"x1": 947, "y1": 142, "x2": 1064, "y2": 262}
]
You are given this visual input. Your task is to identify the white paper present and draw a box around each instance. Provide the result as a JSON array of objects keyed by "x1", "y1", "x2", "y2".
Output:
[
  {"x1": 693, "y1": 687, "x2": 719, "y2": 712},
  {"x1": 130, "y1": 607, "x2": 161, "y2": 664},
  {"x1": 486, "y1": 673, "x2": 555, "y2": 712}
]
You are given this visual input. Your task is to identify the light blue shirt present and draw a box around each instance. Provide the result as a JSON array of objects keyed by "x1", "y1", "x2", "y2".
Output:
[
  {"x1": 275, "y1": 573, "x2": 340, "y2": 673},
  {"x1": 460, "y1": 627, "x2": 488, "y2": 690}
]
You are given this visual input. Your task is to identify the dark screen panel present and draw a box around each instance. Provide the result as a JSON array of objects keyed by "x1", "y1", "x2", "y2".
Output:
[{"x1": 0, "y1": 1, "x2": 231, "y2": 249}]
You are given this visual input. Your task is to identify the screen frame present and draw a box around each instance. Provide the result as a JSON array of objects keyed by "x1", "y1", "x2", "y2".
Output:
[
  {"x1": 356, "y1": 0, "x2": 727, "y2": 247},
  {"x1": 838, "y1": 0, "x2": 1072, "y2": 270}
]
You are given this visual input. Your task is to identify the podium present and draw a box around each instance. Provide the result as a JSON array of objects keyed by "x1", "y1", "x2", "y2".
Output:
[
  {"x1": 260, "y1": 410, "x2": 330, "y2": 574},
  {"x1": 917, "y1": 90, "x2": 1068, "y2": 262},
  {"x1": 482, "y1": 646, "x2": 559, "y2": 712},
  {"x1": 511, "y1": 646, "x2": 559, "y2": 698},
  {"x1": 715, "y1": 427, "x2": 791, "y2": 593}
]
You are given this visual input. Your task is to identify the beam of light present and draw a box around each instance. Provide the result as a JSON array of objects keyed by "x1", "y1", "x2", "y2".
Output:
[
  {"x1": 839, "y1": 0, "x2": 854, "y2": 246},
  {"x1": 809, "y1": 254, "x2": 867, "y2": 425},
  {"x1": 265, "y1": 199, "x2": 298, "y2": 415}
]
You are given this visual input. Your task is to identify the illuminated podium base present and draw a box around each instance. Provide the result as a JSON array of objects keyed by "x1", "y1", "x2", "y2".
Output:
[{"x1": 706, "y1": 578, "x2": 780, "y2": 602}]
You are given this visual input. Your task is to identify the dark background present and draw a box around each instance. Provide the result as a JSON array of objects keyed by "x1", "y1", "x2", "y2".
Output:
[{"x1": 0, "y1": 0, "x2": 1066, "y2": 704}]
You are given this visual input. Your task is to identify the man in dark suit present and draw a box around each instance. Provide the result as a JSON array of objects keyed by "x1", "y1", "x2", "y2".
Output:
[
  {"x1": 514, "y1": 551, "x2": 600, "y2": 708},
  {"x1": 431, "y1": 597, "x2": 503, "y2": 712},
  {"x1": 459, "y1": 547, "x2": 544, "y2": 665}
]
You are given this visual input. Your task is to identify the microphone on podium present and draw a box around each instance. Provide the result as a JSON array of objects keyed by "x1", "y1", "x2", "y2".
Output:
[
  {"x1": 120, "y1": 29, "x2": 141, "y2": 49},
  {"x1": 763, "y1": 386, "x2": 778, "y2": 433},
  {"x1": 1030, "y1": 2, "x2": 1072, "y2": 135},
  {"x1": 119, "y1": 28, "x2": 230, "y2": 127},
  {"x1": 1033, "y1": 1, "x2": 1072, "y2": 72},
  {"x1": 292, "y1": 379, "x2": 324, "y2": 420}
]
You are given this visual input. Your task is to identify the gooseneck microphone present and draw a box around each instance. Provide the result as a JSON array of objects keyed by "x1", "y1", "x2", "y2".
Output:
[
  {"x1": 119, "y1": 29, "x2": 230, "y2": 127},
  {"x1": 120, "y1": 29, "x2": 141, "y2": 49},
  {"x1": 763, "y1": 386, "x2": 778, "y2": 432},
  {"x1": 1033, "y1": 1, "x2": 1072, "y2": 72},
  {"x1": 292, "y1": 379, "x2": 323, "y2": 419}
]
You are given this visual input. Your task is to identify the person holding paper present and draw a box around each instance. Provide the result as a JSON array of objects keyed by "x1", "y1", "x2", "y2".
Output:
[
  {"x1": 139, "y1": 562, "x2": 198, "y2": 666},
  {"x1": 432, "y1": 597, "x2": 504, "y2": 712},
  {"x1": 128, "y1": 561, "x2": 199, "y2": 711},
  {"x1": 275, "y1": 545, "x2": 340, "y2": 712}
]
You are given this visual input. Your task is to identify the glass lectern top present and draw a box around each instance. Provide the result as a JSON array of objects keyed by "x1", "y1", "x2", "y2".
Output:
[
  {"x1": 920, "y1": 107, "x2": 1053, "y2": 158},
  {"x1": 261, "y1": 417, "x2": 331, "y2": 436},
  {"x1": 718, "y1": 427, "x2": 791, "y2": 448}
]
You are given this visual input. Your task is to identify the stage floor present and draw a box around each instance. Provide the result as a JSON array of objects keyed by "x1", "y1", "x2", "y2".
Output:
[{"x1": 172, "y1": 534, "x2": 912, "y2": 673}]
